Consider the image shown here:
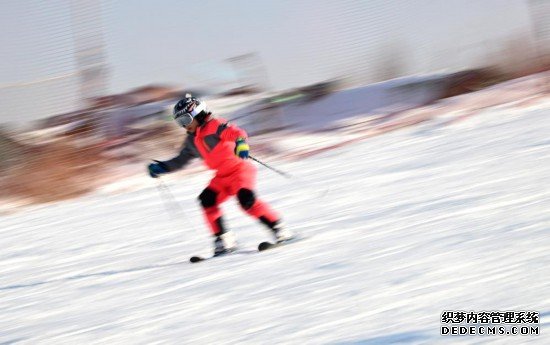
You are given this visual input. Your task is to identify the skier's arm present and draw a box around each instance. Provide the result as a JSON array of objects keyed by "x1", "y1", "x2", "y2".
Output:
[
  {"x1": 148, "y1": 134, "x2": 198, "y2": 178},
  {"x1": 160, "y1": 134, "x2": 200, "y2": 171}
]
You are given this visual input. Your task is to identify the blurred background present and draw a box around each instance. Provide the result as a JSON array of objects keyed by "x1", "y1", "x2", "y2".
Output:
[
  {"x1": 1, "y1": 2, "x2": 550, "y2": 344},
  {"x1": 0, "y1": 0, "x2": 549, "y2": 207}
]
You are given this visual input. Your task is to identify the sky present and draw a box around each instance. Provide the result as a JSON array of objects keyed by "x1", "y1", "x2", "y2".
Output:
[{"x1": 0, "y1": 0, "x2": 537, "y2": 124}]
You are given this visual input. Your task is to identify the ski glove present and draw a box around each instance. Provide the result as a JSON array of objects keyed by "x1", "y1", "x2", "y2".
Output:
[
  {"x1": 235, "y1": 138, "x2": 250, "y2": 159},
  {"x1": 147, "y1": 161, "x2": 169, "y2": 178}
]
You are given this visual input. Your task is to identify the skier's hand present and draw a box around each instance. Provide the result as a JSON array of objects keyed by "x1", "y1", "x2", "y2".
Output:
[
  {"x1": 147, "y1": 161, "x2": 169, "y2": 178},
  {"x1": 235, "y1": 138, "x2": 249, "y2": 159}
]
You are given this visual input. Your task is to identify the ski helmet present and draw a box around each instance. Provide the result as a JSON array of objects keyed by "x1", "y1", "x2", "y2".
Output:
[{"x1": 173, "y1": 94, "x2": 209, "y2": 127}]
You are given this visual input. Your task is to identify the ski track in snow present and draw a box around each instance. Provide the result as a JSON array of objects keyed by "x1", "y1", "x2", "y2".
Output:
[{"x1": 1, "y1": 102, "x2": 549, "y2": 344}]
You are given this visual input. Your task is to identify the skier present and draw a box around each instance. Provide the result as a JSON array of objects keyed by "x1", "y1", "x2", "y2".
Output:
[{"x1": 147, "y1": 95, "x2": 293, "y2": 256}]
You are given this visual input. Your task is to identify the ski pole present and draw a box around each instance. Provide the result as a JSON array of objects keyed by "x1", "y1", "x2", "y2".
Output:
[
  {"x1": 249, "y1": 155, "x2": 292, "y2": 179},
  {"x1": 250, "y1": 155, "x2": 331, "y2": 199},
  {"x1": 155, "y1": 178, "x2": 183, "y2": 219},
  {"x1": 155, "y1": 177, "x2": 201, "y2": 233}
]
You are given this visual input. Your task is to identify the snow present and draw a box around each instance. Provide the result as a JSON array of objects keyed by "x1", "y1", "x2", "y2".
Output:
[{"x1": 1, "y1": 100, "x2": 549, "y2": 344}]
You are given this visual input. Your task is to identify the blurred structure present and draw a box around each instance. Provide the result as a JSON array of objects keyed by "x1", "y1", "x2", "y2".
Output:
[
  {"x1": 226, "y1": 53, "x2": 271, "y2": 94},
  {"x1": 0, "y1": 1, "x2": 108, "y2": 127},
  {"x1": 70, "y1": 0, "x2": 109, "y2": 109},
  {"x1": 529, "y1": 0, "x2": 550, "y2": 58},
  {"x1": 528, "y1": 0, "x2": 550, "y2": 92}
]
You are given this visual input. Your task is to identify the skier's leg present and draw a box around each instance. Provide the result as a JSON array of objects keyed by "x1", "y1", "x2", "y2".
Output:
[
  {"x1": 230, "y1": 162, "x2": 279, "y2": 221},
  {"x1": 198, "y1": 187, "x2": 229, "y2": 235},
  {"x1": 233, "y1": 162, "x2": 294, "y2": 242},
  {"x1": 236, "y1": 188, "x2": 293, "y2": 242},
  {"x1": 236, "y1": 188, "x2": 278, "y2": 223},
  {"x1": 198, "y1": 179, "x2": 236, "y2": 255}
]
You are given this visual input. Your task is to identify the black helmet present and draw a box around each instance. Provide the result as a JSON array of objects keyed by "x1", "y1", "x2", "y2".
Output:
[{"x1": 173, "y1": 94, "x2": 209, "y2": 127}]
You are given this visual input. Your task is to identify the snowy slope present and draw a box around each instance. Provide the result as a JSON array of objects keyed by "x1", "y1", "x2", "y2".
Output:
[{"x1": 1, "y1": 101, "x2": 549, "y2": 344}]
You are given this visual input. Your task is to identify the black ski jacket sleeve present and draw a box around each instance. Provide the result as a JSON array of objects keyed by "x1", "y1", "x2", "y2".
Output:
[{"x1": 160, "y1": 133, "x2": 201, "y2": 172}]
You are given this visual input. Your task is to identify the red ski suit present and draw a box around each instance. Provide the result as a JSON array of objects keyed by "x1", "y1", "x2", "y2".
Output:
[{"x1": 193, "y1": 117, "x2": 279, "y2": 234}]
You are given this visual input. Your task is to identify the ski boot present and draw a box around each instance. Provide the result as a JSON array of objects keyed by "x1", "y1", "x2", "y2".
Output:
[
  {"x1": 271, "y1": 221, "x2": 294, "y2": 243},
  {"x1": 213, "y1": 231, "x2": 237, "y2": 257},
  {"x1": 259, "y1": 217, "x2": 294, "y2": 243}
]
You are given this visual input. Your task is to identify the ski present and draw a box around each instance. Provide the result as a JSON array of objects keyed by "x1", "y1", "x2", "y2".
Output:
[
  {"x1": 258, "y1": 236, "x2": 302, "y2": 252},
  {"x1": 189, "y1": 251, "x2": 235, "y2": 263},
  {"x1": 189, "y1": 249, "x2": 256, "y2": 263},
  {"x1": 189, "y1": 255, "x2": 208, "y2": 263},
  {"x1": 258, "y1": 241, "x2": 279, "y2": 251},
  {"x1": 190, "y1": 236, "x2": 303, "y2": 262}
]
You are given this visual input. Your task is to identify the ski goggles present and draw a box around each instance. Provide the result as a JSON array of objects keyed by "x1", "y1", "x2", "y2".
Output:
[
  {"x1": 174, "y1": 111, "x2": 194, "y2": 127},
  {"x1": 173, "y1": 101, "x2": 207, "y2": 127}
]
